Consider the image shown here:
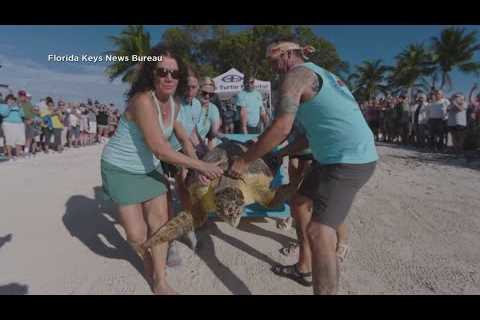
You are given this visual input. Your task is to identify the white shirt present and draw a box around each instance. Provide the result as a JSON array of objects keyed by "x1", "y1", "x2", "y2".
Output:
[
  {"x1": 414, "y1": 102, "x2": 430, "y2": 125},
  {"x1": 69, "y1": 113, "x2": 79, "y2": 127},
  {"x1": 447, "y1": 103, "x2": 467, "y2": 127},
  {"x1": 428, "y1": 99, "x2": 449, "y2": 120}
]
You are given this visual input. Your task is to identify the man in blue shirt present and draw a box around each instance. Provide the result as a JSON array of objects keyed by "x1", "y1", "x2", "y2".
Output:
[
  {"x1": 228, "y1": 38, "x2": 378, "y2": 295},
  {"x1": 236, "y1": 75, "x2": 269, "y2": 134}
]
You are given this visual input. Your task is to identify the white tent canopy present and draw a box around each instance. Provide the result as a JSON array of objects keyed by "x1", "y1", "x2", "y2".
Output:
[{"x1": 213, "y1": 68, "x2": 272, "y2": 113}]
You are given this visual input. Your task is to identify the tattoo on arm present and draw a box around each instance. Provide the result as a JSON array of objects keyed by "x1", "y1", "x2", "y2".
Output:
[
  {"x1": 311, "y1": 73, "x2": 321, "y2": 95},
  {"x1": 278, "y1": 96, "x2": 299, "y2": 115},
  {"x1": 277, "y1": 66, "x2": 318, "y2": 116}
]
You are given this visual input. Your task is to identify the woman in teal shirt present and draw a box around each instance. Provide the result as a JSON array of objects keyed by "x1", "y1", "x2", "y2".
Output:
[
  {"x1": 100, "y1": 45, "x2": 223, "y2": 294},
  {"x1": 189, "y1": 77, "x2": 223, "y2": 157},
  {"x1": 0, "y1": 94, "x2": 26, "y2": 159}
]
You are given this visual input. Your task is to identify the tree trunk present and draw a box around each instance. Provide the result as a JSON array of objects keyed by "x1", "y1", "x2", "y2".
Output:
[
  {"x1": 440, "y1": 72, "x2": 447, "y2": 90},
  {"x1": 407, "y1": 86, "x2": 413, "y2": 104},
  {"x1": 431, "y1": 73, "x2": 438, "y2": 91}
]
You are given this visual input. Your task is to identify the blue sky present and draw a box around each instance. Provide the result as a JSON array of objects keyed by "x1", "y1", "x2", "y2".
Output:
[{"x1": 1, "y1": 25, "x2": 479, "y2": 108}]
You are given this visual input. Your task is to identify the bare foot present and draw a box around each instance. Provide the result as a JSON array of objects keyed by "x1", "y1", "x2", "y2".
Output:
[{"x1": 153, "y1": 282, "x2": 178, "y2": 295}]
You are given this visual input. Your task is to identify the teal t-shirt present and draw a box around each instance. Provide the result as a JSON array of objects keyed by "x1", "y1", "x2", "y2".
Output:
[
  {"x1": 195, "y1": 103, "x2": 220, "y2": 140},
  {"x1": 295, "y1": 63, "x2": 378, "y2": 165},
  {"x1": 236, "y1": 89, "x2": 264, "y2": 127},
  {"x1": 169, "y1": 97, "x2": 202, "y2": 151},
  {"x1": 0, "y1": 104, "x2": 25, "y2": 123}
]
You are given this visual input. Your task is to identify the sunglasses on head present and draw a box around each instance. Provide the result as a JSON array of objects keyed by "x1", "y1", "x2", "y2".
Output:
[
  {"x1": 201, "y1": 91, "x2": 215, "y2": 98},
  {"x1": 154, "y1": 67, "x2": 180, "y2": 80}
]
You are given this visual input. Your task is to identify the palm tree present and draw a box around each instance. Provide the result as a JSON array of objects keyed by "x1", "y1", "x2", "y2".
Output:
[
  {"x1": 430, "y1": 26, "x2": 480, "y2": 91},
  {"x1": 351, "y1": 59, "x2": 392, "y2": 100},
  {"x1": 104, "y1": 25, "x2": 152, "y2": 83},
  {"x1": 389, "y1": 43, "x2": 436, "y2": 99}
]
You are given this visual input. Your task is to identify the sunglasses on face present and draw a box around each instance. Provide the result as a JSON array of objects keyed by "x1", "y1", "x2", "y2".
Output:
[
  {"x1": 201, "y1": 91, "x2": 215, "y2": 98},
  {"x1": 154, "y1": 67, "x2": 180, "y2": 80}
]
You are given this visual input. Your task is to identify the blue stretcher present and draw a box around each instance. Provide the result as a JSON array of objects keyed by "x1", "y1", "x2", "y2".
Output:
[{"x1": 206, "y1": 134, "x2": 291, "y2": 219}]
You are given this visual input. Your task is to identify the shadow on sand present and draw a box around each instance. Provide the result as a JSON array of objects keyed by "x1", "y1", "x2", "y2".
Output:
[
  {"x1": 63, "y1": 186, "x2": 295, "y2": 294},
  {"x1": 0, "y1": 234, "x2": 29, "y2": 295},
  {"x1": 62, "y1": 186, "x2": 150, "y2": 287},
  {"x1": 183, "y1": 217, "x2": 295, "y2": 295},
  {"x1": 0, "y1": 283, "x2": 28, "y2": 295},
  {"x1": 0, "y1": 234, "x2": 13, "y2": 249}
]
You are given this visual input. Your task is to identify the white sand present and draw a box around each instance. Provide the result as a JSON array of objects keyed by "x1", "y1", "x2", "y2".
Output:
[{"x1": 0, "y1": 143, "x2": 479, "y2": 295}]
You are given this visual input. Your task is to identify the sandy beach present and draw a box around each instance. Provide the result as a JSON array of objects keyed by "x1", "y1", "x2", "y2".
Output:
[{"x1": 1, "y1": 143, "x2": 479, "y2": 295}]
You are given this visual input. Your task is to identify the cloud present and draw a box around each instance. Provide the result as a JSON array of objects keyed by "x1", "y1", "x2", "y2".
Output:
[{"x1": 0, "y1": 53, "x2": 129, "y2": 109}]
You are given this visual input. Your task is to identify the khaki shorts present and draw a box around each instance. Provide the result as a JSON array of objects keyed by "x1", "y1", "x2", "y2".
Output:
[{"x1": 2, "y1": 122, "x2": 26, "y2": 146}]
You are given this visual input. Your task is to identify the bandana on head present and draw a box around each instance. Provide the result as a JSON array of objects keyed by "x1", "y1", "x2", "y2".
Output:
[{"x1": 266, "y1": 41, "x2": 316, "y2": 60}]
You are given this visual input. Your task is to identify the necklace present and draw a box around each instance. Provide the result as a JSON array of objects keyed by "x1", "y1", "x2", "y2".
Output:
[
  {"x1": 160, "y1": 104, "x2": 168, "y2": 117},
  {"x1": 152, "y1": 91, "x2": 170, "y2": 117}
]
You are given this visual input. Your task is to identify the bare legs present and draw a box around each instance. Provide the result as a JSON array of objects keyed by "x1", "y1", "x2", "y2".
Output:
[
  {"x1": 308, "y1": 222, "x2": 339, "y2": 295},
  {"x1": 290, "y1": 194, "x2": 347, "y2": 294},
  {"x1": 118, "y1": 194, "x2": 176, "y2": 295}
]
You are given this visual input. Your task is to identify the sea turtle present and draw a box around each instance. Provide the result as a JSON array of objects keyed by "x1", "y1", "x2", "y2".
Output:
[{"x1": 139, "y1": 139, "x2": 297, "y2": 256}]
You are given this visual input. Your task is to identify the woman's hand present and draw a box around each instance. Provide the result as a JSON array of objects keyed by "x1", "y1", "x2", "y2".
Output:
[
  {"x1": 197, "y1": 160, "x2": 224, "y2": 183},
  {"x1": 198, "y1": 174, "x2": 211, "y2": 186}
]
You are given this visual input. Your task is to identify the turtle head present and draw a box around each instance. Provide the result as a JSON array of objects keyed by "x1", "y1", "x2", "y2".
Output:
[{"x1": 215, "y1": 187, "x2": 245, "y2": 228}]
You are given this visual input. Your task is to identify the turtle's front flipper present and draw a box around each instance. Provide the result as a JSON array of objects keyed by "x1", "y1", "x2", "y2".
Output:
[{"x1": 142, "y1": 203, "x2": 208, "y2": 251}]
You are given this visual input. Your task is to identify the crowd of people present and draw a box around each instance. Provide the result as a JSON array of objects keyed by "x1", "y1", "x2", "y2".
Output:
[
  {"x1": 0, "y1": 76, "x2": 270, "y2": 163},
  {"x1": 0, "y1": 91, "x2": 121, "y2": 161},
  {"x1": 360, "y1": 85, "x2": 480, "y2": 156}
]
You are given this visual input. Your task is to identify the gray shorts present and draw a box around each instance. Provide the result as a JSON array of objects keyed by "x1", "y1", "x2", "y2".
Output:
[
  {"x1": 53, "y1": 128, "x2": 63, "y2": 147},
  {"x1": 298, "y1": 161, "x2": 376, "y2": 228}
]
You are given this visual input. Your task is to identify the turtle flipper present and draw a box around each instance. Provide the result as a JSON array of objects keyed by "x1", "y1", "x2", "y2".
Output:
[
  {"x1": 266, "y1": 165, "x2": 312, "y2": 208},
  {"x1": 266, "y1": 183, "x2": 298, "y2": 208},
  {"x1": 143, "y1": 203, "x2": 208, "y2": 250},
  {"x1": 252, "y1": 186, "x2": 276, "y2": 208}
]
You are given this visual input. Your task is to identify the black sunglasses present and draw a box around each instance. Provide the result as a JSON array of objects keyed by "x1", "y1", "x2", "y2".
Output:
[
  {"x1": 154, "y1": 67, "x2": 180, "y2": 80},
  {"x1": 201, "y1": 91, "x2": 215, "y2": 98}
]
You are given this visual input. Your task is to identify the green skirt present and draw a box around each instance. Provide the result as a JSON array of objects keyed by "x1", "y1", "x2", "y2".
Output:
[{"x1": 101, "y1": 159, "x2": 168, "y2": 206}]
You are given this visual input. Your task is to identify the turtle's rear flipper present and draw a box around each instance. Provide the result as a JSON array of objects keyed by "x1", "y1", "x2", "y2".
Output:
[
  {"x1": 267, "y1": 181, "x2": 302, "y2": 209},
  {"x1": 267, "y1": 167, "x2": 312, "y2": 208},
  {"x1": 267, "y1": 185, "x2": 294, "y2": 209},
  {"x1": 143, "y1": 207, "x2": 207, "y2": 250}
]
